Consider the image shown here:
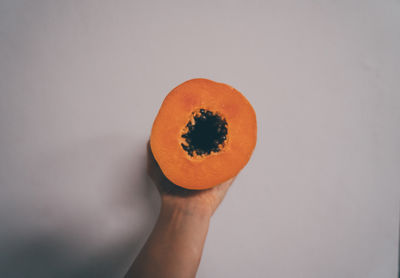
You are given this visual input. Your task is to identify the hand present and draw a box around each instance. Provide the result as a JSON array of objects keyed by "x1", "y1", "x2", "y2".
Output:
[
  {"x1": 147, "y1": 141, "x2": 236, "y2": 217},
  {"x1": 126, "y1": 142, "x2": 236, "y2": 278}
]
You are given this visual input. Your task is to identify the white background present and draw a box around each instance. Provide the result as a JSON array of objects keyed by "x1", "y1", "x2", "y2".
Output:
[{"x1": 0, "y1": 1, "x2": 399, "y2": 277}]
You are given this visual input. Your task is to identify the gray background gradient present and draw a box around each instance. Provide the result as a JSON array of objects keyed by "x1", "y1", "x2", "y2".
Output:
[{"x1": 0, "y1": 0, "x2": 399, "y2": 277}]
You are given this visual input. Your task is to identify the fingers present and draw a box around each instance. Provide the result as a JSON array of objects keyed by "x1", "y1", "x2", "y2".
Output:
[
  {"x1": 146, "y1": 140, "x2": 157, "y2": 170},
  {"x1": 147, "y1": 140, "x2": 164, "y2": 190},
  {"x1": 213, "y1": 176, "x2": 236, "y2": 198},
  {"x1": 221, "y1": 176, "x2": 236, "y2": 189}
]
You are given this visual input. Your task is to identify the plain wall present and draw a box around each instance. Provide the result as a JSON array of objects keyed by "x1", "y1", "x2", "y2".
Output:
[{"x1": 0, "y1": 1, "x2": 399, "y2": 277}]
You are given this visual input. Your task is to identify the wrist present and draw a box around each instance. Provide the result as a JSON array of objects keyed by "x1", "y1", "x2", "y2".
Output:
[{"x1": 161, "y1": 197, "x2": 213, "y2": 220}]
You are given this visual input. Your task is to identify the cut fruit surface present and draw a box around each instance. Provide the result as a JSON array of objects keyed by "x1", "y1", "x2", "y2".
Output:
[{"x1": 150, "y1": 78, "x2": 257, "y2": 189}]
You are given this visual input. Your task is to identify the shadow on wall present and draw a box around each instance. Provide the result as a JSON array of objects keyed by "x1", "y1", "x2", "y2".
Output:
[{"x1": 0, "y1": 136, "x2": 160, "y2": 278}]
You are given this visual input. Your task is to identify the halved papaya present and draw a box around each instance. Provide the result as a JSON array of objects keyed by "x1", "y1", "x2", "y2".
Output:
[{"x1": 150, "y1": 78, "x2": 257, "y2": 190}]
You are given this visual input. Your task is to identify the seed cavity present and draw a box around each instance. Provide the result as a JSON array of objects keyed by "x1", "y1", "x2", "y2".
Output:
[{"x1": 181, "y1": 109, "x2": 228, "y2": 157}]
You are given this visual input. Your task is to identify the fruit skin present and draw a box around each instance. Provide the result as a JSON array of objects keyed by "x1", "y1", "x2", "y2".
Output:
[{"x1": 150, "y1": 78, "x2": 257, "y2": 190}]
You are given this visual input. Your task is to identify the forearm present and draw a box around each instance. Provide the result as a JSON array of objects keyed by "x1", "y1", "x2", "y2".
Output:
[{"x1": 126, "y1": 201, "x2": 211, "y2": 278}]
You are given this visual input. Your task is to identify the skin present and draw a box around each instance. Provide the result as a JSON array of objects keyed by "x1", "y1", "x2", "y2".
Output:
[{"x1": 125, "y1": 142, "x2": 235, "y2": 278}]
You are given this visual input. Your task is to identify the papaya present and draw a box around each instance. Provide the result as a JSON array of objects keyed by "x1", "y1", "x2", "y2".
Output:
[{"x1": 150, "y1": 78, "x2": 257, "y2": 189}]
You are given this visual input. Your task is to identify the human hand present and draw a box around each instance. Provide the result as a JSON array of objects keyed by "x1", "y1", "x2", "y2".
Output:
[{"x1": 147, "y1": 141, "x2": 235, "y2": 217}]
